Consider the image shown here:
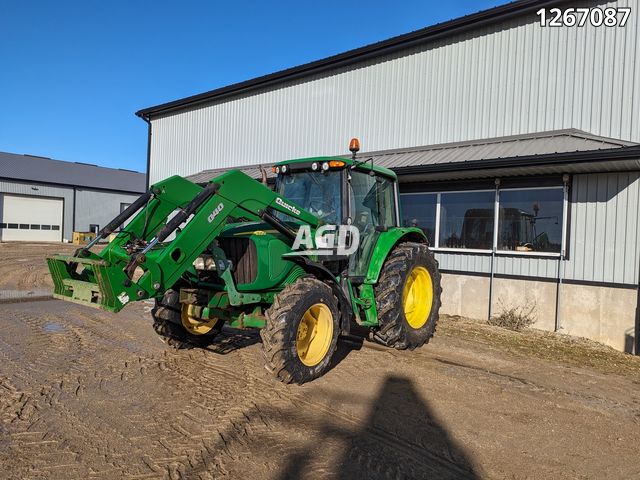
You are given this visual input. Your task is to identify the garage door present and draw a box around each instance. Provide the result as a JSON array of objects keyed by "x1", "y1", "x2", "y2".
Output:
[{"x1": 0, "y1": 195, "x2": 63, "y2": 242}]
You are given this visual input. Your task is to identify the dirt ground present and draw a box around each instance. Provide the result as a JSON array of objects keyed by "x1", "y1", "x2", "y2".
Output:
[
  {"x1": 1, "y1": 243, "x2": 639, "y2": 479},
  {"x1": 0, "y1": 243, "x2": 82, "y2": 291}
]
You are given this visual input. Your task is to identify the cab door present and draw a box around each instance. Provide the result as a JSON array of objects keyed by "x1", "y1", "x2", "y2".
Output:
[{"x1": 346, "y1": 169, "x2": 398, "y2": 278}]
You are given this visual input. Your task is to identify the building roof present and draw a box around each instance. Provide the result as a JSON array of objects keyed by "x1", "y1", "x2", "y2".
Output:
[
  {"x1": 186, "y1": 129, "x2": 640, "y2": 184},
  {"x1": 187, "y1": 164, "x2": 273, "y2": 184},
  {"x1": 367, "y1": 129, "x2": 636, "y2": 170},
  {"x1": 137, "y1": 0, "x2": 567, "y2": 119},
  {"x1": 0, "y1": 151, "x2": 146, "y2": 193}
]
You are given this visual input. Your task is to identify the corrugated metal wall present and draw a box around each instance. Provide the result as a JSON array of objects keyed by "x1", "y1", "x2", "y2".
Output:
[
  {"x1": 434, "y1": 252, "x2": 560, "y2": 278},
  {"x1": 0, "y1": 181, "x2": 142, "y2": 241},
  {"x1": 149, "y1": 0, "x2": 639, "y2": 184},
  {"x1": 434, "y1": 172, "x2": 640, "y2": 285},
  {"x1": 0, "y1": 180, "x2": 74, "y2": 240},
  {"x1": 565, "y1": 172, "x2": 640, "y2": 285},
  {"x1": 74, "y1": 189, "x2": 140, "y2": 233}
]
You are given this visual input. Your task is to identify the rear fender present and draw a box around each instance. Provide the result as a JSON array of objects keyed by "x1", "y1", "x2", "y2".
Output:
[{"x1": 363, "y1": 227, "x2": 427, "y2": 285}]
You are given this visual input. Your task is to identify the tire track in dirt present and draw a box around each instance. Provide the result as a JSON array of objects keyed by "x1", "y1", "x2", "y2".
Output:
[
  {"x1": 3, "y1": 298, "x2": 639, "y2": 479},
  {"x1": 168, "y1": 336, "x2": 475, "y2": 479},
  {"x1": 0, "y1": 299, "x2": 475, "y2": 479}
]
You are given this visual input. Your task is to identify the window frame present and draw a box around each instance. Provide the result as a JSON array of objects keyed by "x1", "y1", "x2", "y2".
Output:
[
  {"x1": 495, "y1": 185, "x2": 565, "y2": 257},
  {"x1": 400, "y1": 184, "x2": 568, "y2": 257}
]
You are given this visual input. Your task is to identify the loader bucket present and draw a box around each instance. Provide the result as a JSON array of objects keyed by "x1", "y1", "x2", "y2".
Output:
[{"x1": 47, "y1": 254, "x2": 132, "y2": 312}]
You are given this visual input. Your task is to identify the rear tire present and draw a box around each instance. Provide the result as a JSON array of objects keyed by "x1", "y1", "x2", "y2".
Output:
[
  {"x1": 261, "y1": 277, "x2": 339, "y2": 384},
  {"x1": 151, "y1": 289, "x2": 218, "y2": 349},
  {"x1": 373, "y1": 242, "x2": 441, "y2": 350}
]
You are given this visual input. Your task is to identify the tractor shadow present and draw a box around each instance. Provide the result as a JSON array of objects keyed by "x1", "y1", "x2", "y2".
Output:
[
  {"x1": 275, "y1": 375, "x2": 480, "y2": 480},
  {"x1": 180, "y1": 374, "x2": 479, "y2": 479},
  {"x1": 202, "y1": 326, "x2": 262, "y2": 355},
  {"x1": 199, "y1": 326, "x2": 365, "y2": 374}
]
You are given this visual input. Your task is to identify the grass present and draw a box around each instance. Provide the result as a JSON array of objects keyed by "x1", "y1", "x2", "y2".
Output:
[{"x1": 438, "y1": 314, "x2": 640, "y2": 377}]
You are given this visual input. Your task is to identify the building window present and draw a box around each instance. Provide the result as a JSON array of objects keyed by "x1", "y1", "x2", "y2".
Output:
[
  {"x1": 89, "y1": 224, "x2": 99, "y2": 234},
  {"x1": 51, "y1": 225, "x2": 60, "y2": 231},
  {"x1": 30, "y1": 224, "x2": 40, "y2": 230},
  {"x1": 399, "y1": 184, "x2": 566, "y2": 255},
  {"x1": 439, "y1": 191, "x2": 495, "y2": 250},
  {"x1": 498, "y1": 188, "x2": 563, "y2": 253},
  {"x1": 41, "y1": 225, "x2": 51, "y2": 230},
  {"x1": 19, "y1": 224, "x2": 29, "y2": 229},
  {"x1": 401, "y1": 193, "x2": 437, "y2": 245}
]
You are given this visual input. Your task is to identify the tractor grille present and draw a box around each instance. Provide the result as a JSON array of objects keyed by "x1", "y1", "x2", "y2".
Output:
[{"x1": 219, "y1": 238, "x2": 258, "y2": 285}]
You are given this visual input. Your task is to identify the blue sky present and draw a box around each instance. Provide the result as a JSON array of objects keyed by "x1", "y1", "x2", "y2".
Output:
[{"x1": 0, "y1": 0, "x2": 503, "y2": 173}]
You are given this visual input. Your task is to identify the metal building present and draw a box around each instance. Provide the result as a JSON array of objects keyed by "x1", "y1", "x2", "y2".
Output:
[
  {"x1": 136, "y1": 0, "x2": 640, "y2": 353},
  {"x1": 0, "y1": 152, "x2": 145, "y2": 242}
]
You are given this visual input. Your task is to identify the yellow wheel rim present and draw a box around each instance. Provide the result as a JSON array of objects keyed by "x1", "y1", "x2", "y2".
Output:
[
  {"x1": 181, "y1": 304, "x2": 218, "y2": 335},
  {"x1": 296, "y1": 303, "x2": 333, "y2": 367},
  {"x1": 402, "y1": 266, "x2": 433, "y2": 329}
]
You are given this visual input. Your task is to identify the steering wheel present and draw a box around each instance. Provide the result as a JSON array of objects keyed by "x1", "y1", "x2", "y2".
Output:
[
  {"x1": 309, "y1": 201, "x2": 336, "y2": 220},
  {"x1": 354, "y1": 210, "x2": 372, "y2": 233}
]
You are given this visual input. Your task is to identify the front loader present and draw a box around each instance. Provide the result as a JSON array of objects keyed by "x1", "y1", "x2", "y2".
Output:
[{"x1": 47, "y1": 141, "x2": 442, "y2": 384}]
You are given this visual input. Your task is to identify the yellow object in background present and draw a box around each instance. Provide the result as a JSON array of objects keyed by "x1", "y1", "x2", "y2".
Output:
[{"x1": 72, "y1": 231, "x2": 96, "y2": 245}]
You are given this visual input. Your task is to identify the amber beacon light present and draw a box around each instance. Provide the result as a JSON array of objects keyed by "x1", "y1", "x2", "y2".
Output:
[{"x1": 349, "y1": 138, "x2": 360, "y2": 161}]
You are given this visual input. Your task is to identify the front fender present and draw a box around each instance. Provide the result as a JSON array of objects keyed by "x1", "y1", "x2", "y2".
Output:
[{"x1": 363, "y1": 227, "x2": 427, "y2": 284}]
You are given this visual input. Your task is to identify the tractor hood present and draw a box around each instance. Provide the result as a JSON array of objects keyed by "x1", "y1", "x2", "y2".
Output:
[{"x1": 220, "y1": 221, "x2": 283, "y2": 239}]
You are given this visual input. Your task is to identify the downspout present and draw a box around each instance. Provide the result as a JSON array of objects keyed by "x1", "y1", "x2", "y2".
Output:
[
  {"x1": 554, "y1": 174, "x2": 569, "y2": 332},
  {"x1": 72, "y1": 186, "x2": 76, "y2": 232},
  {"x1": 488, "y1": 178, "x2": 500, "y2": 320},
  {"x1": 636, "y1": 257, "x2": 640, "y2": 355},
  {"x1": 142, "y1": 116, "x2": 152, "y2": 190}
]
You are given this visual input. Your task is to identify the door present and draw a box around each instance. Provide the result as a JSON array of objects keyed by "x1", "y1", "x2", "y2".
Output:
[
  {"x1": 0, "y1": 194, "x2": 63, "y2": 242},
  {"x1": 347, "y1": 170, "x2": 397, "y2": 277}
]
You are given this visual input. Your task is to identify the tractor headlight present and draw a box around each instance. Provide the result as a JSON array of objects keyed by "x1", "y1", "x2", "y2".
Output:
[
  {"x1": 281, "y1": 165, "x2": 288, "y2": 173},
  {"x1": 194, "y1": 255, "x2": 216, "y2": 270},
  {"x1": 275, "y1": 166, "x2": 280, "y2": 174},
  {"x1": 311, "y1": 162, "x2": 318, "y2": 171},
  {"x1": 321, "y1": 162, "x2": 329, "y2": 171}
]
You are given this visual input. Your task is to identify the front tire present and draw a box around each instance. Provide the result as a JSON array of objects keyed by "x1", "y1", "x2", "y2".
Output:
[
  {"x1": 261, "y1": 277, "x2": 339, "y2": 384},
  {"x1": 373, "y1": 242, "x2": 441, "y2": 349},
  {"x1": 151, "y1": 289, "x2": 219, "y2": 349}
]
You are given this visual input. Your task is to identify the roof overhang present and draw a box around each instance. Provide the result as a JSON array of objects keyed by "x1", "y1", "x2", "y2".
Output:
[
  {"x1": 185, "y1": 130, "x2": 640, "y2": 185},
  {"x1": 394, "y1": 145, "x2": 640, "y2": 182}
]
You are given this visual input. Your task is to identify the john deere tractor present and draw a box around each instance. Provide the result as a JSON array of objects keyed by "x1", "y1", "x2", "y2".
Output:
[{"x1": 47, "y1": 140, "x2": 442, "y2": 384}]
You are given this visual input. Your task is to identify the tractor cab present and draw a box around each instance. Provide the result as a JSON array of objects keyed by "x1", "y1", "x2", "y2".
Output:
[{"x1": 273, "y1": 140, "x2": 400, "y2": 278}]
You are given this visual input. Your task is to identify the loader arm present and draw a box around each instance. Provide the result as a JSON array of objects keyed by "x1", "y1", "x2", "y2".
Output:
[{"x1": 47, "y1": 170, "x2": 319, "y2": 312}]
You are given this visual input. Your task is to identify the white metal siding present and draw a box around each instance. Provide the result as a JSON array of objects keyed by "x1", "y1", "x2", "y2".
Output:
[
  {"x1": 149, "y1": 0, "x2": 639, "y2": 184},
  {"x1": 74, "y1": 189, "x2": 140, "y2": 233},
  {"x1": 434, "y1": 252, "x2": 492, "y2": 273},
  {"x1": 0, "y1": 180, "x2": 73, "y2": 240},
  {"x1": 565, "y1": 172, "x2": 640, "y2": 285},
  {"x1": 434, "y1": 252, "x2": 561, "y2": 278},
  {"x1": 0, "y1": 180, "x2": 142, "y2": 241}
]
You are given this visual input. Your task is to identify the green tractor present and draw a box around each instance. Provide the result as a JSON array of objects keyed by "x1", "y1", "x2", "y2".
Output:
[{"x1": 47, "y1": 140, "x2": 442, "y2": 384}]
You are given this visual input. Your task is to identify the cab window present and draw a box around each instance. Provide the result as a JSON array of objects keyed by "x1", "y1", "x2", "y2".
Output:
[{"x1": 349, "y1": 170, "x2": 396, "y2": 230}]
